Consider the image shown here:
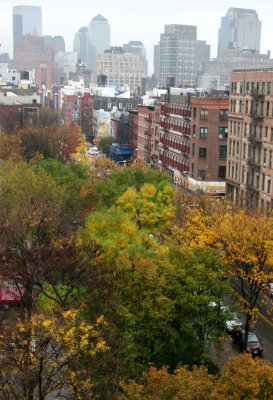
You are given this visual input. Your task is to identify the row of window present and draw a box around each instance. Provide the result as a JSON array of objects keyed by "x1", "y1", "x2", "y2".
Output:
[
  {"x1": 193, "y1": 166, "x2": 226, "y2": 181},
  {"x1": 192, "y1": 108, "x2": 228, "y2": 121},
  {"x1": 228, "y1": 163, "x2": 272, "y2": 194},
  {"x1": 192, "y1": 126, "x2": 228, "y2": 139},
  {"x1": 229, "y1": 121, "x2": 273, "y2": 141},
  {"x1": 229, "y1": 140, "x2": 273, "y2": 167},
  {"x1": 192, "y1": 145, "x2": 227, "y2": 159},
  {"x1": 231, "y1": 80, "x2": 272, "y2": 95},
  {"x1": 230, "y1": 98, "x2": 273, "y2": 117}
]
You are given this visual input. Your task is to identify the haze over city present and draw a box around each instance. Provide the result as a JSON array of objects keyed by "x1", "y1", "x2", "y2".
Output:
[{"x1": 1, "y1": 0, "x2": 273, "y2": 74}]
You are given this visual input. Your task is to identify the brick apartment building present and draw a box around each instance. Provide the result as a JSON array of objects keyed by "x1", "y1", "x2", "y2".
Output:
[
  {"x1": 80, "y1": 92, "x2": 94, "y2": 140},
  {"x1": 0, "y1": 103, "x2": 42, "y2": 130},
  {"x1": 129, "y1": 110, "x2": 138, "y2": 157},
  {"x1": 226, "y1": 69, "x2": 273, "y2": 210},
  {"x1": 136, "y1": 105, "x2": 154, "y2": 161},
  {"x1": 190, "y1": 96, "x2": 229, "y2": 182},
  {"x1": 159, "y1": 94, "x2": 191, "y2": 184}
]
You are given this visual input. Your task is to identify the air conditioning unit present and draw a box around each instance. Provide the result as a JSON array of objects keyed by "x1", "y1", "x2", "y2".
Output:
[
  {"x1": 256, "y1": 172, "x2": 260, "y2": 176},
  {"x1": 263, "y1": 163, "x2": 266, "y2": 167},
  {"x1": 262, "y1": 137, "x2": 267, "y2": 142}
]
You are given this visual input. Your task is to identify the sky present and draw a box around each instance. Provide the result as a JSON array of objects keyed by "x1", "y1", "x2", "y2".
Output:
[{"x1": 1, "y1": 0, "x2": 273, "y2": 74}]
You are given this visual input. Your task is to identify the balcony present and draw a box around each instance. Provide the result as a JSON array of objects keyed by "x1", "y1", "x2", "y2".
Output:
[
  {"x1": 246, "y1": 158, "x2": 261, "y2": 170},
  {"x1": 248, "y1": 135, "x2": 262, "y2": 144},
  {"x1": 251, "y1": 88, "x2": 265, "y2": 99}
]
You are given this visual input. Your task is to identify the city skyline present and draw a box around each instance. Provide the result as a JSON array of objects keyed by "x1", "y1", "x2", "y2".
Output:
[{"x1": 1, "y1": 0, "x2": 273, "y2": 75}]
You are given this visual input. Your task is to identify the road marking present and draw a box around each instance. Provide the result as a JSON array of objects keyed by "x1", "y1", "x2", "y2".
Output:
[{"x1": 231, "y1": 288, "x2": 273, "y2": 329}]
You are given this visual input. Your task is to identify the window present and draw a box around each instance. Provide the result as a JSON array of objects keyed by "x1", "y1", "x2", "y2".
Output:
[
  {"x1": 200, "y1": 109, "x2": 208, "y2": 120},
  {"x1": 219, "y1": 145, "x2": 227, "y2": 159},
  {"x1": 200, "y1": 127, "x2": 208, "y2": 138},
  {"x1": 220, "y1": 109, "x2": 228, "y2": 120},
  {"x1": 219, "y1": 127, "x2": 228, "y2": 139},
  {"x1": 192, "y1": 163, "x2": 194, "y2": 174},
  {"x1": 192, "y1": 143, "x2": 195, "y2": 156},
  {"x1": 193, "y1": 125, "x2": 196, "y2": 136},
  {"x1": 262, "y1": 174, "x2": 265, "y2": 191},
  {"x1": 245, "y1": 100, "x2": 249, "y2": 114},
  {"x1": 270, "y1": 151, "x2": 273, "y2": 168},
  {"x1": 268, "y1": 178, "x2": 271, "y2": 194},
  {"x1": 193, "y1": 107, "x2": 196, "y2": 118},
  {"x1": 218, "y1": 166, "x2": 226, "y2": 181},
  {"x1": 199, "y1": 147, "x2": 207, "y2": 158},
  {"x1": 268, "y1": 82, "x2": 271, "y2": 95},
  {"x1": 264, "y1": 150, "x2": 267, "y2": 165},
  {"x1": 198, "y1": 170, "x2": 206, "y2": 180}
]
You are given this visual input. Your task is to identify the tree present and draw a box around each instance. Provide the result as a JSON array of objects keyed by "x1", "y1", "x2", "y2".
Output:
[
  {"x1": 0, "y1": 310, "x2": 107, "y2": 400},
  {"x1": 97, "y1": 136, "x2": 114, "y2": 156},
  {"x1": 63, "y1": 125, "x2": 80, "y2": 161},
  {"x1": 217, "y1": 210, "x2": 273, "y2": 350},
  {"x1": 0, "y1": 161, "x2": 65, "y2": 318},
  {"x1": 121, "y1": 354, "x2": 273, "y2": 400}
]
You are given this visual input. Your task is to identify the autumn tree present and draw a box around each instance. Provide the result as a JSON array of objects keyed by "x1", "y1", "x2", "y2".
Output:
[
  {"x1": 121, "y1": 354, "x2": 273, "y2": 400},
  {"x1": 216, "y1": 209, "x2": 273, "y2": 350},
  {"x1": 0, "y1": 161, "x2": 66, "y2": 317},
  {"x1": 0, "y1": 309, "x2": 107, "y2": 400}
]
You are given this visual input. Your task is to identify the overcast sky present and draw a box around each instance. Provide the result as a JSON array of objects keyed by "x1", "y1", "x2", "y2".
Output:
[{"x1": 1, "y1": 0, "x2": 273, "y2": 74}]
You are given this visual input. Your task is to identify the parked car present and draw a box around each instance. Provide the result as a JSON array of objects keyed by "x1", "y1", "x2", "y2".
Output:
[
  {"x1": 209, "y1": 302, "x2": 242, "y2": 333},
  {"x1": 232, "y1": 328, "x2": 263, "y2": 357}
]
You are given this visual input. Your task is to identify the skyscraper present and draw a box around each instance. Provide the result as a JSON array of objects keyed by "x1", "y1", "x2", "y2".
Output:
[
  {"x1": 159, "y1": 25, "x2": 197, "y2": 88},
  {"x1": 13, "y1": 5, "x2": 42, "y2": 55},
  {"x1": 88, "y1": 14, "x2": 110, "y2": 71},
  {"x1": 73, "y1": 27, "x2": 89, "y2": 65},
  {"x1": 217, "y1": 8, "x2": 261, "y2": 57}
]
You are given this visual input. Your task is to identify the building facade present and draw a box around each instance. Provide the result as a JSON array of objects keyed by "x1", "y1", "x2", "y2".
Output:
[
  {"x1": 92, "y1": 48, "x2": 145, "y2": 93},
  {"x1": 88, "y1": 14, "x2": 110, "y2": 71},
  {"x1": 123, "y1": 41, "x2": 148, "y2": 76},
  {"x1": 13, "y1": 5, "x2": 42, "y2": 56},
  {"x1": 190, "y1": 96, "x2": 229, "y2": 184},
  {"x1": 226, "y1": 69, "x2": 273, "y2": 210},
  {"x1": 159, "y1": 25, "x2": 197, "y2": 88},
  {"x1": 12, "y1": 35, "x2": 54, "y2": 71},
  {"x1": 218, "y1": 8, "x2": 261, "y2": 58},
  {"x1": 159, "y1": 94, "x2": 191, "y2": 183},
  {"x1": 136, "y1": 105, "x2": 154, "y2": 161}
]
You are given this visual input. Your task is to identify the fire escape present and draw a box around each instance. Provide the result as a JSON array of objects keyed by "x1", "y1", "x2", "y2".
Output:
[{"x1": 246, "y1": 88, "x2": 264, "y2": 198}]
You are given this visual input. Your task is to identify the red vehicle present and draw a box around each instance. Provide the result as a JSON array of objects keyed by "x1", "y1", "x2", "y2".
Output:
[{"x1": 0, "y1": 282, "x2": 24, "y2": 307}]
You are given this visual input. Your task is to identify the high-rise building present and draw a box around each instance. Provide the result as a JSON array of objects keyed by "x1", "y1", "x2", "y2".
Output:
[
  {"x1": 13, "y1": 5, "x2": 42, "y2": 56},
  {"x1": 217, "y1": 8, "x2": 261, "y2": 58},
  {"x1": 73, "y1": 27, "x2": 89, "y2": 64},
  {"x1": 123, "y1": 41, "x2": 148, "y2": 76},
  {"x1": 159, "y1": 25, "x2": 197, "y2": 88},
  {"x1": 226, "y1": 69, "x2": 273, "y2": 210},
  {"x1": 12, "y1": 35, "x2": 54, "y2": 71},
  {"x1": 43, "y1": 36, "x2": 65, "y2": 55},
  {"x1": 88, "y1": 14, "x2": 110, "y2": 71},
  {"x1": 92, "y1": 47, "x2": 145, "y2": 93},
  {"x1": 154, "y1": 44, "x2": 160, "y2": 84}
]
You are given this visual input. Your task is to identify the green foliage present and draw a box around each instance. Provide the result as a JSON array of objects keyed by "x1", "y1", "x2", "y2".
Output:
[
  {"x1": 35, "y1": 158, "x2": 89, "y2": 215},
  {"x1": 97, "y1": 136, "x2": 114, "y2": 156},
  {"x1": 97, "y1": 166, "x2": 173, "y2": 208}
]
